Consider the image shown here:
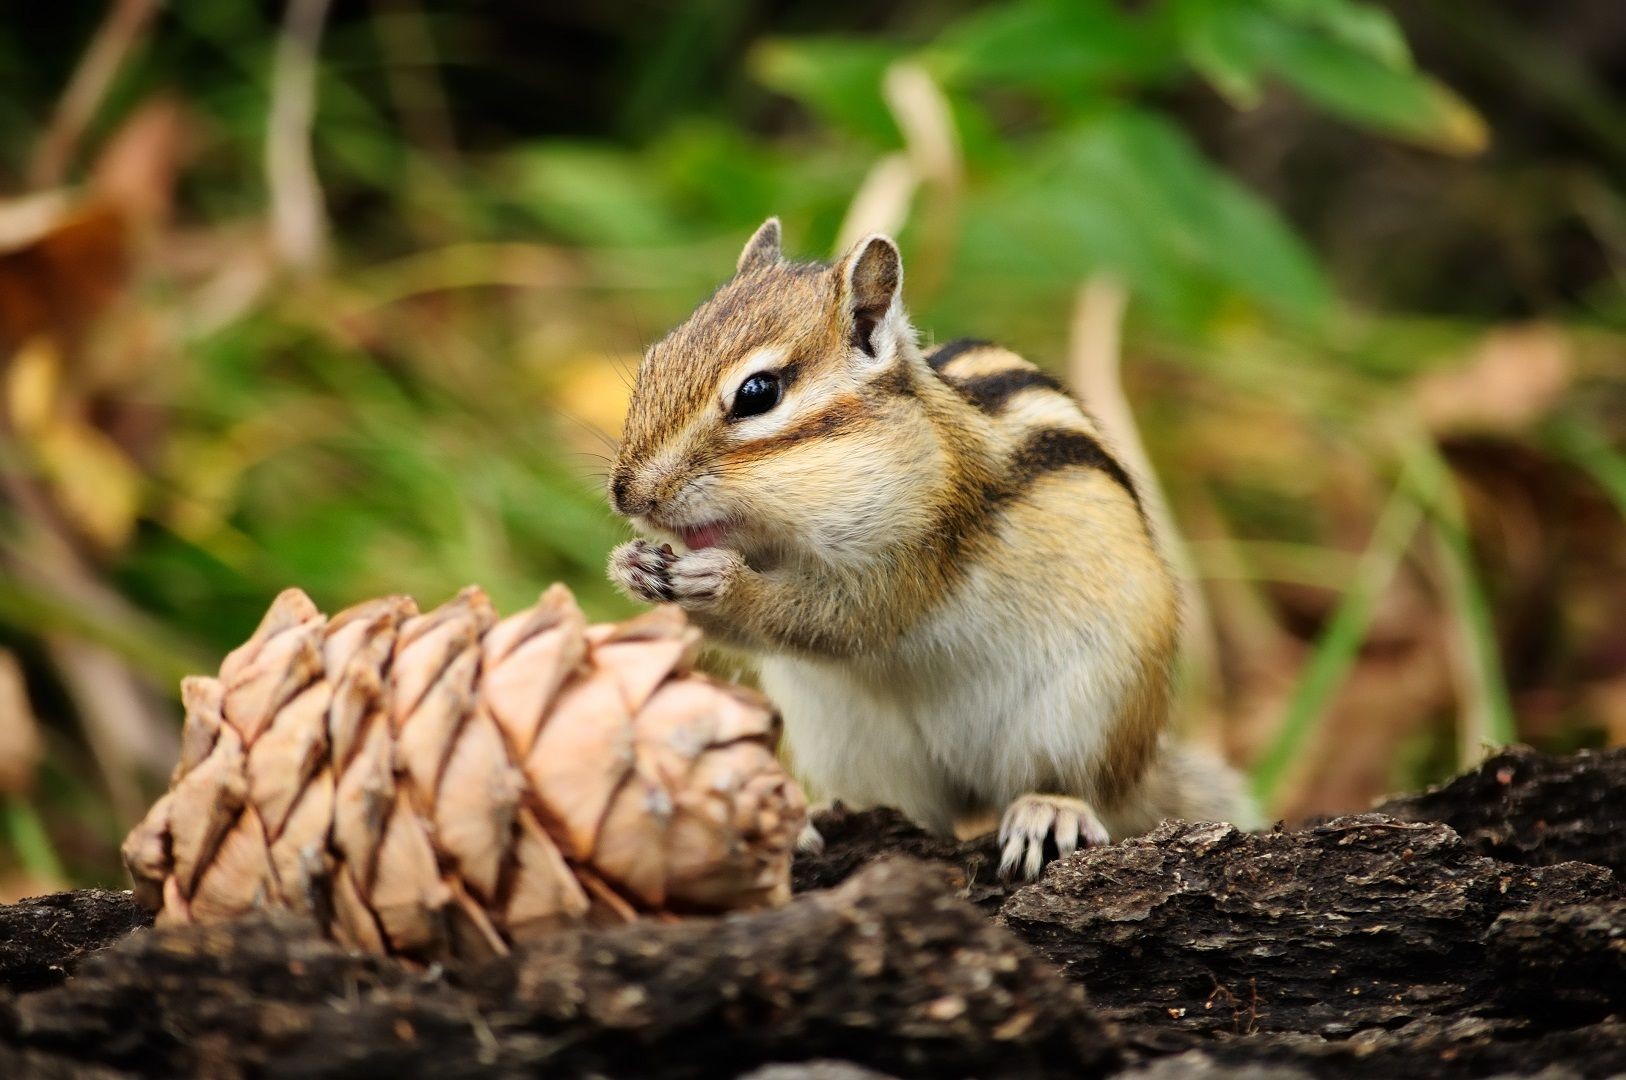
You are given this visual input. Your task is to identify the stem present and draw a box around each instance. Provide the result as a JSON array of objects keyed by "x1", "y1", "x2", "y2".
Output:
[
  {"x1": 267, "y1": 0, "x2": 333, "y2": 272},
  {"x1": 29, "y1": 0, "x2": 162, "y2": 187},
  {"x1": 1069, "y1": 278, "x2": 1223, "y2": 735}
]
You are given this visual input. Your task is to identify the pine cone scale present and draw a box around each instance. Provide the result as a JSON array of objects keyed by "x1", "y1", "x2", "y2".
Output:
[
  {"x1": 222, "y1": 615, "x2": 323, "y2": 744},
  {"x1": 271, "y1": 765, "x2": 333, "y2": 914},
  {"x1": 165, "y1": 725, "x2": 246, "y2": 898},
  {"x1": 331, "y1": 718, "x2": 393, "y2": 891},
  {"x1": 433, "y1": 711, "x2": 522, "y2": 902},
  {"x1": 246, "y1": 679, "x2": 330, "y2": 836},
  {"x1": 504, "y1": 806, "x2": 590, "y2": 936}
]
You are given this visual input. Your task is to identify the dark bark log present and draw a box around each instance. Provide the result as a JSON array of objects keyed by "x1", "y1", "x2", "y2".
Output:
[
  {"x1": 1117, "y1": 1016, "x2": 1626, "y2": 1079},
  {"x1": 2, "y1": 859, "x2": 1115, "y2": 1079},
  {"x1": 0, "y1": 889, "x2": 150, "y2": 993},
  {"x1": 1486, "y1": 899, "x2": 1626, "y2": 1022},
  {"x1": 2, "y1": 747, "x2": 1624, "y2": 1078},
  {"x1": 1375, "y1": 745, "x2": 1626, "y2": 877},
  {"x1": 997, "y1": 815, "x2": 1618, "y2": 1035},
  {"x1": 790, "y1": 803, "x2": 1010, "y2": 908}
]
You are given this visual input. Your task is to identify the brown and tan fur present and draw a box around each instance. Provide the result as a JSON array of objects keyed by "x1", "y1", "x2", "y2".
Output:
[{"x1": 608, "y1": 219, "x2": 1254, "y2": 878}]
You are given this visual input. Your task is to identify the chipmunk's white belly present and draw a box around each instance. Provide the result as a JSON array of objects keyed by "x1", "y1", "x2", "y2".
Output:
[{"x1": 760, "y1": 559, "x2": 1145, "y2": 835}]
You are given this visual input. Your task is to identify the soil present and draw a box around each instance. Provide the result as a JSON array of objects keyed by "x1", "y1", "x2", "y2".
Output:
[{"x1": 1, "y1": 744, "x2": 1621, "y2": 1078}]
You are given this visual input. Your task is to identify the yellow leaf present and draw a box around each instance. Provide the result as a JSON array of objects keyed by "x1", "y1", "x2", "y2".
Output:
[
  {"x1": 1423, "y1": 79, "x2": 1490, "y2": 157},
  {"x1": 6, "y1": 335, "x2": 60, "y2": 437},
  {"x1": 37, "y1": 416, "x2": 144, "y2": 552}
]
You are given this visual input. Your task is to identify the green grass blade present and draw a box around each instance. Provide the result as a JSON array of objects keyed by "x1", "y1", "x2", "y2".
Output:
[
  {"x1": 1403, "y1": 441, "x2": 1517, "y2": 758},
  {"x1": 3, "y1": 794, "x2": 66, "y2": 888},
  {"x1": 1549, "y1": 416, "x2": 1626, "y2": 519},
  {"x1": 1426, "y1": 520, "x2": 1518, "y2": 754},
  {"x1": 1250, "y1": 481, "x2": 1424, "y2": 808},
  {"x1": 0, "y1": 578, "x2": 203, "y2": 688}
]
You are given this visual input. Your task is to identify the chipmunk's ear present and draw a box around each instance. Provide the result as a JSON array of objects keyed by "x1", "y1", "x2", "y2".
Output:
[
  {"x1": 736, "y1": 218, "x2": 783, "y2": 275},
  {"x1": 837, "y1": 233, "x2": 905, "y2": 360}
]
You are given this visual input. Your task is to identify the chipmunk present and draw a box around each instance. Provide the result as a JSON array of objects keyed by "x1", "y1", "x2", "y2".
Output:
[{"x1": 606, "y1": 219, "x2": 1254, "y2": 879}]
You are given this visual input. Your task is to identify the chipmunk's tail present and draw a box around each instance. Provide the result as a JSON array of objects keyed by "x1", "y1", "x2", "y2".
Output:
[{"x1": 1104, "y1": 735, "x2": 1262, "y2": 837}]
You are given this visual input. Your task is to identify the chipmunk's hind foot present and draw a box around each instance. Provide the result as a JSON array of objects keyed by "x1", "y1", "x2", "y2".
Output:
[{"x1": 998, "y1": 793, "x2": 1110, "y2": 882}]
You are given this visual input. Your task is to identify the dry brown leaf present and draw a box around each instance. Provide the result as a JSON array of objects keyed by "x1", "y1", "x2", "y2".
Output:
[
  {"x1": 1414, "y1": 325, "x2": 1573, "y2": 434},
  {"x1": 1589, "y1": 677, "x2": 1626, "y2": 748},
  {"x1": 90, "y1": 96, "x2": 188, "y2": 233},
  {"x1": 0, "y1": 195, "x2": 129, "y2": 358}
]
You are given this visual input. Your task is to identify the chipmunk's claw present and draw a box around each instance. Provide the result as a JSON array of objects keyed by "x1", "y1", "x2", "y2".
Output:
[
  {"x1": 610, "y1": 540, "x2": 676, "y2": 603},
  {"x1": 795, "y1": 821, "x2": 825, "y2": 855},
  {"x1": 998, "y1": 793, "x2": 1109, "y2": 882}
]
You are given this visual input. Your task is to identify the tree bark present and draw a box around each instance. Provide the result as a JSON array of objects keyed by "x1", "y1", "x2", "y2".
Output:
[{"x1": 2, "y1": 746, "x2": 1622, "y2": 1078}]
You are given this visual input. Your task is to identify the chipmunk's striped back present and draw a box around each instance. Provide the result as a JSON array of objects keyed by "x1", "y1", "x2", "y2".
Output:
[{"x1": 925, "y1": 338, "x2": 1145, "y2": 520}]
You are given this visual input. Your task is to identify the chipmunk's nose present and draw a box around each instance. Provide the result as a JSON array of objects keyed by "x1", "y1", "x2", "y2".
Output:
[{"x1": 609, "y1": 469, "x2": 653, "y2": 517}]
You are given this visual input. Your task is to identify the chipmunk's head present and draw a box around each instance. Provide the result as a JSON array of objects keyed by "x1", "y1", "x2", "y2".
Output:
[{"x1": 609, "y1": 218, "x2": 942, "y2": 564}]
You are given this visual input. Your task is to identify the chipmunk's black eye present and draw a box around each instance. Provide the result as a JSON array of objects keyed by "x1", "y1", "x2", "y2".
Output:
[{"x1": 729, "y1": 372, "x2": 782, "y2": 419}]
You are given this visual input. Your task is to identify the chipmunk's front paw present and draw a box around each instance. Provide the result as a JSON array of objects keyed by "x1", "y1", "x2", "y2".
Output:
[
  {"x1": 666, "y1": 546, "x2": 745, "y2": 606},
  {"x1": 609, "y1": 540, "x2": 743, "y2": 608},
  {"x1": 609, "y1": 539, "x2": 676, "y2": 603},
  {"x1": 998, "y1": 793, "x2": 1110, "y2": 882}
]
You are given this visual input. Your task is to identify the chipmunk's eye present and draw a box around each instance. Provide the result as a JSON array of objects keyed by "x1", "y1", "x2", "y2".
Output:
[{"x1": 729, "y1": 372, "x2": 782, "y2": 419}]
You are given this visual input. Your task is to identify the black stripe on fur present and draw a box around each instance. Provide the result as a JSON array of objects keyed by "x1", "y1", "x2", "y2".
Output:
[{"x1": 925, "y1": 339, "x2": 993, "y2": 371}]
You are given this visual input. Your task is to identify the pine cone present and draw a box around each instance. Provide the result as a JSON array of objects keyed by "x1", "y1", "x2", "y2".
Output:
[{"x1": 122, "y1": 584, "x2": 804, "y2": 962}]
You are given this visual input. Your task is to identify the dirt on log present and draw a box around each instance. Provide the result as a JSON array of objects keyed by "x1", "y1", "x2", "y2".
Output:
[{"x1": 1, "y1": 745, "x2": 1621, "y2": 1079}]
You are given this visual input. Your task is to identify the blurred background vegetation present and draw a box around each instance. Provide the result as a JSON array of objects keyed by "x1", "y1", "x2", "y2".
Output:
[{"x1": 1, "y1": 0, "x2": 1621, "y2": 895}]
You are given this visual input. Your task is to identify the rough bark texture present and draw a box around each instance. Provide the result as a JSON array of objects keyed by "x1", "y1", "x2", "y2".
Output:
[
  {"x1": 1, "y1": 746, "x2": 1622, "y2": 1078},
  {"x1": 997, "y1": 815, "x2": 1618, "y2": 1034},
  {"x1": 790, "y1": 802, "x2": 1010, "y2": 909},
  {"x1": 0, "y1": 889, "x2": 150, "y2": 994},
  {"x1": 1375, "y1": 744, "x2": 1626, "y2": 877},
  {"x1": 1, "y1": 860, "x2": 1111, "y2": 1079}
]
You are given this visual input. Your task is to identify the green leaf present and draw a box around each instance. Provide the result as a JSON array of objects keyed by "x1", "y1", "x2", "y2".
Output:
[
  {"x1": 508, "y1": 144, "x2": 681, "y2": 246},
  {"x1": 3, "y1": 795, "x2": 65, "y2": 887},
  {"x1": 1549, "y1": 416, "x2": 1626, "y2": 520},
  {"x1": 1266, "y1": 22, "x2": 1487, "y2": 153},
  {"x1": 1172, "y1": 0, "x2": 1482, "y2": 152},
  {"x1": 1252, "y1": 477, "x2": 1426, "y2": 807},
  {"x1": 1404, "y1": 441, "x2": 1517, "y2": 756},
  {"x1": 1263, "y1": 0, "x2": 1411, "y2": 69},
  {"x1": 932, "y1": 0, "x2": 1168, "y2": 101},
  {"x1": 963, "y1": 112, "x2": 1329, "y2": 329},
  {"x1": 648, "y1": 121, "x2": 784, "y2": 227},
  {"x1": 748, "y1": 36, "x2": 904, "y2": 146},
  {"x1": 1177, "y1": 3, "x2": 1267, "y2": 108}
]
